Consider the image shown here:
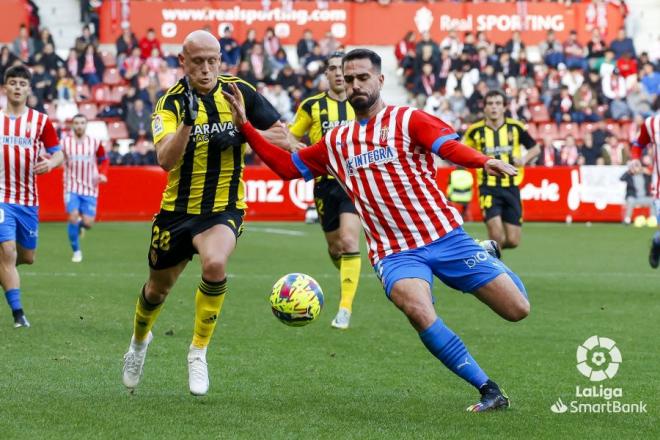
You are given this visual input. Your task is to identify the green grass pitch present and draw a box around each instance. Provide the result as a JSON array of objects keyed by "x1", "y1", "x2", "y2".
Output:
[{"x1": 0, "y1": 221, "x2": 658, "y2": 439}]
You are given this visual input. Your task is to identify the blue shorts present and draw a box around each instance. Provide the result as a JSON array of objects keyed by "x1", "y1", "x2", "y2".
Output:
[
  {"x1": 0, "y1": 203, "x2": 39, "y2": 250},
  {"x1": 374, "y1": 227, "x2": 512, "y2": 298},
  {"x1": 65, "y1": 192, "x2": 98, "y2": 217}
]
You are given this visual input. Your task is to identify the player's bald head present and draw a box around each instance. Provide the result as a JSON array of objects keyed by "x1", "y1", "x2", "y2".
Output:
[{"x1": 182, "y1": 30, "x2": 220, "y2": 54}]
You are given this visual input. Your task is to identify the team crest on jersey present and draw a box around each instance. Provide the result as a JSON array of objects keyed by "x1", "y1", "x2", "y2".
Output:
[
  {"x1": 150, "y1": 249, "x2": 158, "y2": 265},
  {"x1": 346, "y1": 146, "x2": 396, "y2": 176},
  {"x1": 153, "y1": 114, "x2": 164, "y2": 137},
  {"x1": 379, "y1": 127, "x2": 389, "y2": 143}
]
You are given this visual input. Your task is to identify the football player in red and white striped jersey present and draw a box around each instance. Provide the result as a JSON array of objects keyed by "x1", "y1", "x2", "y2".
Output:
[
  {"x1": 1, "y1": 65, "x2": 64, "y2": 328},
  {"x1": 62, "y1": 114, "x2": 108, "y2": 263},
  {"x1": 224, "y1": 49, "x2": 530, "y2": 412},
  {"x1": 632, "y1": 113, "x2": 660, "y2": 268}
]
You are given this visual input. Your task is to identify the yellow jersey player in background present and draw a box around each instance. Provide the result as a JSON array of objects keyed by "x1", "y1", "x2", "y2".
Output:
[
  {"x1": 463, "y1": 90, "x2": 540, "y2": 252},
  {"x1": 288, "y1": 52, "x2": 362, "y2": 329},
  {"x1": 122, "y1": 30, "x2": 288, "y2": 396}
]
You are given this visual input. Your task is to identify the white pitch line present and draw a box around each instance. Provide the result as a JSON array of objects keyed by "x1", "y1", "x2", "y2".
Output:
[{"x1": 248, "y1": 227, "x2": 307, "y2": 236}]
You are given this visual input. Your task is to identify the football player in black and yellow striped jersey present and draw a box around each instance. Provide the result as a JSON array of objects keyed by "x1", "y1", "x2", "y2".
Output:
[
  {"x1": 288, "y1": 52, "x2": 362, "y2": 330},
  {"x1": 121, "y1": 30, "x2": 287, "y2": 396},
  {"x1": 463, "y1": 90, "x2": 540, "y2": 251}
]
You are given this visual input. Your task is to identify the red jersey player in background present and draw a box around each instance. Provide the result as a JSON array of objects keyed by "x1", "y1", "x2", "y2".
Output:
[
  {"x1": 62, "y1": 114, "x2": 108, "y2": 263},
  {"x1": 1, "y1": 65, "x2": 64, "y2": 328},
  {"x1": 223, "y1": 49, "x2": 530, "y2": 412},
  {"x1": 632, "y1": 113, "x2": 660, "y2": 268}
]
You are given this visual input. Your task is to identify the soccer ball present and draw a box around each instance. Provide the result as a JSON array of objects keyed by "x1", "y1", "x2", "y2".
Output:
[{"x1": 269, "y1": 273, "x2": 324, "y2": 326}]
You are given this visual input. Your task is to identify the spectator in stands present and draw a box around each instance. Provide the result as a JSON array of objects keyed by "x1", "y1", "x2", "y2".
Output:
[
  {"x1": 573, "y1": 83, "x2": 600, "y2": 123},
  {"x1": 640, "y1": 63, "x2": 660, "y2": 96},
  {"x1": 467, "y1": 80, "x2": 489, "y2": 116},
  {"x1": 538, "y1": 141, "x2": 559, "y2": 167},
  {"x1": 304, "y1": 45, "x2": 325, "y2": 71},
  {"x1": 461, "y1": 32, "x2": 477, "y2": 58},
  {"x1": 563, "y1": 30, "x2": 588, "y2": 72},
  {"x1": 116, "y1": 23, "x2": 138, "y2": 63},
  {"x1": 550, "y1": 85, "x2": 575, "y2": 123},
  {"x1": 108, "y1": 141, "x2": 124, "y2": 165},
  {"x1": 78, "y1": 44, "x2": 104, "y2": 86},
  {"x1": 561, "y1": 65, "x2": 584, "y2": 96},
  {"x1": 446, "y1": 66, "x2": 475, "y2": 100},
  {"x1": 218, "y1": 25, "x2": 240, "y2": 67},
  {"x1": 480, "y1": 64, "x2": 501, "y2": 91},
  {"x1": 413, "y1": 62, "x2": 441, "y2": 107},
  {"x1": 414, "y1": 43, "x2": 438, "y2": 78},
  {"x1": 602, "y1": 135, "x2": 629, "y2": 165},
  {"x1": 262, "y1": 83, "x2": 292, "y2": 121},
  {"x1": 419, "y1": 31, "x2": 442, "y2": 61},
  {"x1": 395, "y1": 31, "x2": 416, "y2": 67},
  {"x1": 620, "y1": 160, "x2": 653, "y2": 225},
  {"x1": 270, "y1": 48, "x2": 289, "y2": 78},
  {"x1": 599, "y1": 49, "x2": 616, "y2": 77},
  {"x1": 263, "y1": 27, "x2": 281, "y2": 63},
  {"x1": 319, "y1": 31, "x2": 340, "y2": 57},
  {"x1": 296, "y1": 29, "x2": 318, "y2": 67},
  {"x1": 133, "y1": 63, "x2": 156, "y2": 103},
  {"x1": 496, "y1": 52, "x2": 516, "y2": 79},
  {"x1": 626, "y1": 82, "x2": 654, "y2": 118},
  {"x1": 602, "y1": 69, "x2": 631, "y2": 119},
  {"x1": 516, "y1": 50, "x2": 534, "y2": 83},
  {"x1": 0, "y1": 46, "x2": 19, "y2": 84},
  {"x1": 125, "y1": 98, "x2": 151, "y2": 141},
  {"x1": 448, "y1": 86, "x2": 468, "y2": 122},
  {"x1": 145, "y1": 48, "x2": 164, "y2": 76},
  {"x1": 122, "y1": 46, "x2": 142, "y2": 81},
  {"x1": 34, "y1": 43, "x2": 63, "y2": 76},
  {"x1": 129, "y1": 140, "x2": 157, "y2": 166},
  {"x1": 241, "y1": 29, "x2": 258, "y2": 62},
  {"x1": 579, "y1": 131, "x2": 605, "y2": 165},
  {"x1": 539, "y1": 30, "x2": 564, "y2": 67},
  {"x1": 586, "y1": 28, "x2": 607, "y2": 69},
  {"x1": 65, "y1": 48, "x2": 78, "y2": 78},
  {"x1": 31, "y1": 63, "x2": 54, "y2": 105},
  {"x1": 74, "y1": 25, "x2": 97, "y2": 56},
  {"x1": 610, "y1": 28, "x2": 636, "y2": 59},
  {"x1": 275, "y1": 64, "x2": 300, "y2": 95},
  {"x1": 248, "y1": 43, "x2": 271, "y2": 83},
  {"x1": 237, "y1": 60, "x2": 258, "y2": 87},
  {"x1": 139, "y1": 28, "x2": 162, "y2": 60},
  {"x1": 616, "y1": 51, "x2": 638, "y2": 82},
  {"x1": 12, "y1": 24, "x2": 34, "y2": 63},
  {"x1": 476, "y1": 47, "x2": 492, "y2": 71},
  {"x1": 560, "y1": 136, "x2": 580, "y2": 166},
  {"x1": 54, "y1": 66, "x2": 78, "y2": 122},
  {"x1": 437, "y1": 47, "x2": 453, "y2": 90},
  {"x1": 504, "y1": 31, "x2": 525, "y2": 61},
  {"x1": 120, "y1": 85, "x2": 139, "y2": 117},
  {"x1": 156, "y1": 62, "x2": 176, "y2": 91},
  {"x1": 34, "y1": 28, "x2": 55, "y2": 54}
]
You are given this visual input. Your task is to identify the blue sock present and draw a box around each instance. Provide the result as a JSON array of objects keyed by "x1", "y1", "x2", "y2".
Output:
[
  {"x1": 68, "y1": 222, "x2": 80, "y2": 251},
  {"x1": 653, "y1": 231, "x2": 660, "y2": 246},
  {"x1": 419, "y1": 318, "x2": 489, "y2": 389},
  {"x1": 4, "y1": 289, "x2": 22, "y2": 312},
  {"x1": 506, "y1": 269, "x2": 528, "y2": 300}
]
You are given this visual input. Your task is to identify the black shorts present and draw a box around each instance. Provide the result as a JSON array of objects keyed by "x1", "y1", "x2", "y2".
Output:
[
  {"x1": 313, "y1": 178, "x2": 358, "y2": 233},
  {"x1": 478, "y1": 186, "x2": 523, "y2": 226},
  {"x1": 148, "y1": 209, "x2": 244, "y2": 270}
]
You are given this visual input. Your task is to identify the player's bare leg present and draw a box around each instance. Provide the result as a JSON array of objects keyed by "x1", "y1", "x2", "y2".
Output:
[
  {"x1": 473, "y1": 273, "x2": 530, "y2": 322},
  {"x1": 650, "y1": 222, "x2": 660, "y2": 269},
  {"x1": 502, "y1": 223, "x2": 521, "y2": 249},
  {"x1": 16, "y1": 244, "x2": 35, "y2": 266},
  {"x1": 485, "y1": 216, "x2": 506, "y2": 249},
  {"x1": 389, "y1": 278, "x2": 509, "y2": 412},
  {"x1": 186, "y1": 224, "x2": 236, "y2": 395},
  {"x1": 123, "y1": 260, "x2": 187, "y2": 391},
  {"x1": 326, "y1": 212, "x2": 361, "y2": 329},
  {"x1": 0, "y1": 241, "x2": 30, "y2": 327}
]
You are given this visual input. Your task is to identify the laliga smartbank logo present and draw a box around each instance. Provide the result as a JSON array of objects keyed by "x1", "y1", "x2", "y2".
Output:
[{"x1": 550, "y1": 336, "x2": 647, "y2": 414}]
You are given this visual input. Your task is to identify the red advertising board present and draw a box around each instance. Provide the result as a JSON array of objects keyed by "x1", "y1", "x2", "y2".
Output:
[
  {"x1": 99, "y1": 0, "x2": 624, "y2": 46},
  {"x1": 0, "y1": 0, "x2": 31, "y2": 43},
  {"x1": 36, "y1": 165, "x2": 638, "y2": 223}
]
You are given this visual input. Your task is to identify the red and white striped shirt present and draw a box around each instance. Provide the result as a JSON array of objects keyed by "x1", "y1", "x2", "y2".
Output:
[
  {"x1": 62, "y1": 135, "x2": 108, "y2": 197},
  {"x1": 296, "y1": 106, "x2": 463, "y2": 264},
  {"x1": 0, "y1": 109, "x2": 59, "y2": 206},
  {"x1": 634, "y1": 114, "x2": 660, "y2": 198}
]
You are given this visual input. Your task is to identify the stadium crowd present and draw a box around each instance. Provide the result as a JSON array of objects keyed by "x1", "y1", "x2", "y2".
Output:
[{"x1": 0, "y1": 1, "x2": 658, "y2": 168}]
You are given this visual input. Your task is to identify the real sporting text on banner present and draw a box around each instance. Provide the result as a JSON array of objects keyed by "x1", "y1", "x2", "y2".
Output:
[
  {"x1": 99, "y1": 1, "x2": 624, "y2": 46},
  {"x1": 37, "y1": 166, "x2": 636, "y2": 223}
]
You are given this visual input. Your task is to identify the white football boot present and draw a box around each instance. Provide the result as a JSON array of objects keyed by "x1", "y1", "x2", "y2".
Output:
[
  {"x1": 122, "y1": 331, "x2": 153, "y2": 390},
  {"x1": 188, "y1": 345, "x2": 209, "y2": 396}
]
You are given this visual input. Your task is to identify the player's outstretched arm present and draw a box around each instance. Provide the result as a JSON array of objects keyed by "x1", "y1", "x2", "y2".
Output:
[{"x1": 222, "y1": 83, "x2": 303, "y2": 180}]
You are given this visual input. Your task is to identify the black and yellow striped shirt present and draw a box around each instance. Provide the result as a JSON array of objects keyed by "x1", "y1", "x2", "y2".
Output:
[
  {"x1": 152, "y1": 75, "x2": 279, "y2": 214},
  {"x1": 289, "y1": 92, "x2": 355, "y2": 144},
  {"x1": 463, "y1": 118, "x2": 536, "y2": 187}
]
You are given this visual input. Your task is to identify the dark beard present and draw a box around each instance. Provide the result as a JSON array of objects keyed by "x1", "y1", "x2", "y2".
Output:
[{"x1": 348, "y1": 92, "x2": 377, "y2": 112}]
